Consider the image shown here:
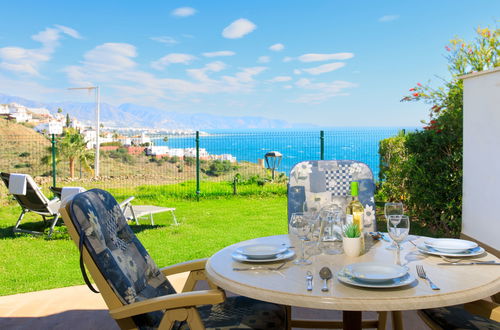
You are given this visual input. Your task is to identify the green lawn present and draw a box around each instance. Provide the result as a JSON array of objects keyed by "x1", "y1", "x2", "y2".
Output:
[{"x1": 0, "y1": 188, "x2": 434, "y2": 296}]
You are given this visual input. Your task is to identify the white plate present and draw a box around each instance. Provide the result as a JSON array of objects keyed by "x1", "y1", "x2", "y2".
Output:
[
  {"x1": 424, "y1": 238, "x2": 478, "y2": 253},
  {"x1": 235, "y1": 244, "x2": 288, "y2": 259},
  {"x1": 342, "y1": 262, "x2": 408, "y2": 283},
  {"x1": 231, "y1": 249, "x2": 295, "y2": 263},
  {"x1": 337, "y1": 271, "x2": 416, "y2": 289},
  {"x1": 417, "y1": 244, "x2": 485, "y2": 257}
]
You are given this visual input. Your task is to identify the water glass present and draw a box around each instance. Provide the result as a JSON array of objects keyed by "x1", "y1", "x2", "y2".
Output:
[
  {"x1": 289, "y1": 212, "x2": 312, "y2": 265},
  {"x1": 387, "y1": 215, "x2": 410, "y2": 251},
  {"x1": 319, "y1": 205, "x2": 343, "y2": 254},
  {"x1": 384, "y1": 202, "x2": 404, "y2": 250}
]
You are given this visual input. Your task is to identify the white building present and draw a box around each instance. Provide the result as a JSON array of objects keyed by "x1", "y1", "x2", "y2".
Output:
[
  {"x1": 210, "y1": 154, "x2": 237, "y2": 163},
  {"x1": 129, "y1": 132, "x2": 151, "y2": 146}
]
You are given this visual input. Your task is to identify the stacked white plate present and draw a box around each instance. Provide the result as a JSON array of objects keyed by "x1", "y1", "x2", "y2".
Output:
[
  {"x1": 417, "y1": 238, "x2": 484, "y2": 257},
  {"x1": 337, "y1": 262, "x2": 415, "y2": 288},
  {"x1": 231, "y1": 243, "x2": 295, "y2": 263}
]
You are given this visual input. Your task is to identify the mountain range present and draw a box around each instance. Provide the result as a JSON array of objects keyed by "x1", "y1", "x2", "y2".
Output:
[{"x1": 0, "y1": 93, "x2": 315, "y2": 130}]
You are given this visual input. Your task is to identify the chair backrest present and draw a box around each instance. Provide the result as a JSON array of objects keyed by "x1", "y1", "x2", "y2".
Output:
[
  {"x1": 62, "y1": 188, "x2": 176, "y2": 329},
  {"x1": 1, "y1": 172, "x2": 56, "y2": 215},
  {"x1": 288, "y1": 160, "x2": 377, "y2": 232}
]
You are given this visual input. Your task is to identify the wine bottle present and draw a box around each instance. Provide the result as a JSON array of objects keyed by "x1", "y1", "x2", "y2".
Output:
[{"x1": 346, "y1": 181, "x2": 364, "y2": 231}]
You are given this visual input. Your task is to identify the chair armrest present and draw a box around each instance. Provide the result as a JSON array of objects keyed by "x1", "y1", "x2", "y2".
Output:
[
  {"x1": 109, "y1": 289, "x2": 225, "y2": 320},
  {"x1": 119, "y1": 196, "x2": 135, "y2": 208},
  {"x1": 464, "y1": 299, "x2": 500, "y2": 322},
  {"x1": 160, "y1": 258, "x2": 207, "y2": 276}
]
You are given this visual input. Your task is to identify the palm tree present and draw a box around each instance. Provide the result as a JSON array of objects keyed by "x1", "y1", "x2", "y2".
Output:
[{"x1": 58, "y1": 128, "x2": 94, "y2": 178}]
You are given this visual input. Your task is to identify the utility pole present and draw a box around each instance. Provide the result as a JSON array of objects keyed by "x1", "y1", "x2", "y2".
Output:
[{"x1": 68, "y1": 86, "x2": 101, "y2": 177}]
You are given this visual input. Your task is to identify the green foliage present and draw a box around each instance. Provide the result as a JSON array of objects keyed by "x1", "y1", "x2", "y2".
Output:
[
  {"x1": 205, "y1": 160, "x2": 238, "y2": 177},
  {"x1": 13, "y1": 162, "x2": 31, "y2": 169},
  {"x1": 108, "y1": 147, "x2": 134, "y2": 164},
  {"x1": 100, "y1": 141, "x2": 122, "y2": 147},
  {"x1": 18, "y1": 152, "x2": 30, "y2": 157},
  {"x1": 380, "y1": 26, "x2": 498, "y2": 237},
  {"x1": 184, "y1": 156, "x2": 195, "y2": 166},
  {"x1": 168, "y1": 156, "x2": 180, "y2": 164},
  {"x1": 58, "y1": 128, "x2": 94, "y2": 177},
  {"x1": 343, "y1": 223, "x2": 361, "y2": 238}
]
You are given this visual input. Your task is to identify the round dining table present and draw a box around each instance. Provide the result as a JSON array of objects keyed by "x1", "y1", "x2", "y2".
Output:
[{"x1": 205, "y1": 234, "x2": 500, "y2": 330}]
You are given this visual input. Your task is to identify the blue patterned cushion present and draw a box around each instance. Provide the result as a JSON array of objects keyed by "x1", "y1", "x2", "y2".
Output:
[
  {"x1": 421, "y1": 306, "x2": 500, "y2": 330},
  {"x1": 70, "y1": 189, "x2": 176, "y2": 329},
  {"x1": 288, "y1": 160, "x2": 377, "y2": 232}
]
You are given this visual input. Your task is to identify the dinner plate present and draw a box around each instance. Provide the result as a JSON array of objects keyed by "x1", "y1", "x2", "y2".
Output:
[
  {"x1": 231, "y1": 249, "x2": 295, "y2": 263},
  {"x1": 341, "y1": 262, "x2": 408, "y2": 283},
  {"x1": 424, "y1": 238, "x2": 478, "y2": 253},
  {"x1": 337, "y1": 271, "x2": 416, "y2": 288},
  {"x1": 417, "y1": 244, "x2": 485, "y2": 257},
  {"x1": 235, "y1": 244, "x2": 288, "y2": 259}
]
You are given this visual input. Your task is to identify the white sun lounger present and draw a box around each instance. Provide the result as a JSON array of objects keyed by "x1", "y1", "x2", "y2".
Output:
[{"x1": 120, "y1": 197, "x2": 177, "y2": 226}]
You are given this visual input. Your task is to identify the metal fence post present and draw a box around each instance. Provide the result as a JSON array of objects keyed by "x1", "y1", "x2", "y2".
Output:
[
  {"x1": 320, "y1": 130, "x2": 325, "y2": 160},
  {"x1": 51, "y1": 134, "x2": 57, "y2": 187},
  {"x1": 196, "y1": 131, "x2": 200, "y2": 200}
]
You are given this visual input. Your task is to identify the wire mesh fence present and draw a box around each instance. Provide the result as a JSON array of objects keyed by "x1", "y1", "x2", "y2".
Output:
[{"x1": 0, "y1": 128, "x2": 408, "y2": 198}]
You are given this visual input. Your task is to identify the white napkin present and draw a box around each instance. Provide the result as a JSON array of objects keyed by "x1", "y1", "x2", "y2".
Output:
[
  {"x1": 61, "y1": 187, "x2": 86, "y2": 203},
  {"x1": 9, "y1": 174, "x2": 27, "y2": 195}
]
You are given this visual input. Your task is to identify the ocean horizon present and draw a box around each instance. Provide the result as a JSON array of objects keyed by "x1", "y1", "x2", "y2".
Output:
[{"x1": 154, "y1": 127, "x2": 418, "y2": 180}]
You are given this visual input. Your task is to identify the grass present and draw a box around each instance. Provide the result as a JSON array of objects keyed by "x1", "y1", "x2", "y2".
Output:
[{"x1": 0, "y1": 185, "x2": 435, "y2": 297}]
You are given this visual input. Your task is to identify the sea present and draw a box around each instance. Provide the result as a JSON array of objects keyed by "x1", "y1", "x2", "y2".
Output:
[{"x1": 154, "y1": 127, "x2": 417, "y2": 180}]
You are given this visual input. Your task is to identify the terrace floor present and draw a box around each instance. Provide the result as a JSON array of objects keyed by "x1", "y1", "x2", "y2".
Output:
[{"x1": 0, "y1": 271, "x2": 430, "y2": 330}]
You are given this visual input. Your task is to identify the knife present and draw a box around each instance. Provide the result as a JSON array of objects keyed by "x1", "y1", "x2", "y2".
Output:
[{"x1": 437, "y1": 261, "x2": 500, "y2": 266}]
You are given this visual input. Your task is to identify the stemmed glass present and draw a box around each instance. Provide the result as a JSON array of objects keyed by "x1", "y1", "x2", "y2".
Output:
[
  {"x1": 387, "y1": 215, "x2": 410, "y2": 265},
  {"x1": 289, "y1": 212, "x2": 312, "y2": 265},
  {"x1": 384, "y1": 202, "x2": 404, "y2": 250}
]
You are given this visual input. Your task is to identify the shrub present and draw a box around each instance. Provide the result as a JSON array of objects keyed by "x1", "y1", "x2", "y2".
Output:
[
  {"x1": 100, "y1": 141, "x2": 122, "y2": 147},
  {"x1": 14, "y1": 163, "x2": 31, "y2": 168},
  {"x1": 184, "y1": 157, "x2": 195, "y2": 166},
  {"x1": 205, "y1": 160, "x2": 236, "y2": 177},
  {"x1": 19, "y1": 152, "x2": 30, "y2": 157},
  {"x1": 109, "y1": 147, "x2": 134, "y2": 164},
  {"x1": 168, "y1": 156, "x2": 180, "y2": 164}
]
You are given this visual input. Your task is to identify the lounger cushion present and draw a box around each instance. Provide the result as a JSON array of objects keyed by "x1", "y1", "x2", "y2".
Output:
[{"x1": 421, "y1": 306, "x2": 500, "y2": 330}]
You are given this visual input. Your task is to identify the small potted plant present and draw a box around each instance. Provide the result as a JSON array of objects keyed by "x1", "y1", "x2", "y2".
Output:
[{"x1": 342, "y1": 224, "x2": 362, "y2": 257}]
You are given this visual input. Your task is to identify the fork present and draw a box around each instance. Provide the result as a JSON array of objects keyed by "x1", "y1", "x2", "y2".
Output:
[
  {"x1": 233, "y1": 261, "x2": 287, "y2": 271},
  {"x1": 416, "y1": 265, "x2": 440, "y2": 290}
]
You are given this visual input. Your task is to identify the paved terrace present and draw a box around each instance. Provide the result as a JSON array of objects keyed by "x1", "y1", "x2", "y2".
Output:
[{"x1": 0, "y1": 272, "x2": 429, "y2": 330}]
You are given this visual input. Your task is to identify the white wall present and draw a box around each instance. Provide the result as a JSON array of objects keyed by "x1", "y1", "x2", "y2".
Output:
[{"x1": 462, "y1": 68, "x2": 500, "y2": 250}]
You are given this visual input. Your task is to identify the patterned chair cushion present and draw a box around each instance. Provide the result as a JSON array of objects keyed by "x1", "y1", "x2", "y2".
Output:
[
  {"x1": 70, "y1": 189, "x2": 287, "y2": 330},
  {"x1": 177, "y1": 296, "x2": 287, "y2": 330},
  {"x1": 421, "y1": 306, "x2": 500, "y2": 330},
  {"x1": 288, "y1": 160, "x2": 377, "y2": 232},
  {"x1": 70, "y1": 189, "x2": 176, "y2": 329}
]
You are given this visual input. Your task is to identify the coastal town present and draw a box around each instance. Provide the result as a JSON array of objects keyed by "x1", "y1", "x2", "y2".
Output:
[{"x1": 0, "y1": 101, "x2": 237, "y2": 162}]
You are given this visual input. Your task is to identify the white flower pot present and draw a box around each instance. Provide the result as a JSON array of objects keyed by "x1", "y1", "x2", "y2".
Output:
[{"x1": 343, "y1": 236, "x2": 362, "y2": 257}]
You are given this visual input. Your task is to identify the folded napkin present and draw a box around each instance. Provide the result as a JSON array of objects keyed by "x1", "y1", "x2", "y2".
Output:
[
  {"x1": 61, "y1": 187, "x2": 86, "y2": 203},
  {"x1": 9, "y1": 174, "x2": 27, "y2": 195}
]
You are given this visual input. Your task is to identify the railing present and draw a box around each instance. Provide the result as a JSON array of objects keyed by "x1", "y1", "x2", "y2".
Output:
[{"x1": 0, "y1": 128, "x2": 410, "y2": 198}]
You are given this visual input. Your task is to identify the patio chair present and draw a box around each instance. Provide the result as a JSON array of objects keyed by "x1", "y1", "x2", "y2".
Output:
[
  {"x1": 1, "y1": 172, "x2": 61, "y2": 237},
  {"x1": 287, "y1": 160, "x2": 385, "y2": 329},
  {"x1": 288, "y1": 160, "x2": 377, "y2": 232},
  {"x1": 51, "y1": 187, "x2": 177, "y2": 226},
  {"x1": 60, "y1": 188, "x2": 287, "y2": 329}
]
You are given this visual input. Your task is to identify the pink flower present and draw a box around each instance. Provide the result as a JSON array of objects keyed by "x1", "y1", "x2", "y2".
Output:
[
  {"x1": 413, "y1": 93, "x2": 419, "y2": 97},
  {"x1": 409, "y1": 88, "x2": 415, "y2": 91},
  {"x1": 417, "y1": 83, "x2": 422, "y2": 87}
]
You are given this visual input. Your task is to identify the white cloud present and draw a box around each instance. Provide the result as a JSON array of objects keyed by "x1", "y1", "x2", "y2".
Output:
[
  {"x1": 150, "y1": 36, "x2": 178, "y2": 45},
  {"x1": 293, "y1": 69, "x2": 302, "y2": 75},
  {"x1": 151, "y1": 53, "x2": 196, "y2": 70},
  {"x1": 269, "y1": 76, "x2": 292, "y2": 82},
  {"x1": 222, "y1": 18, "x2": 256, "y2": 39},
  {"x1": 0, "y1": 25, "x2": 81, "y2": 76},
  {"x1": 298, "y1": 53, "x2": 354, "y2": 62},
  {"x1": 269, "y1": 43, "x2": 284, "y2": 51},
  {"x1": 378, "y1": 15, "x2": 400, "y2": 22},
  {"x1": 283, "y1": 56, "x2": 293, "y2": 63},
  {"x1": 172, "y1": 7, "x2": 197, "y2": 17},
  {"x1": 84, "y1": 43, "x2": 137, "y2": 72},
  {"x1": 202, "y1": 50, "x2": 236, "y2": 57},
  {"x1": 230, "y1": 66, "x2": 266, "y2": 83},
  {"x1": 302, "y1": 62, "x2": 345, "y2": 75},
  {"x1": 258, "y1": 56, "x2": 270, "y2": 63},
  {"x1": 291, "y1": 78, "x2": 357, "y2": 103},
  {"x1": 187, "y1": 61, "x2": 226, "y2": 82}
]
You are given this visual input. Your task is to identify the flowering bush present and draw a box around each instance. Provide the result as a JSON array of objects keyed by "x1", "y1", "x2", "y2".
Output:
[{"x1": 379, "y1": 26, "x2": 499, "y2": 236}]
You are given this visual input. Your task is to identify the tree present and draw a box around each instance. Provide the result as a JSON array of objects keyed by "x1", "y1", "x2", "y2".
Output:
[
  {"x1": 163, "y1": 136, "x2": 169, "y2": 143},
  {"x1": 59, "y1": 128, "x2": 94, "y2": 178},
  {"x1": 66, "y1": 113, "x2": 71, "y2": 127},
  {"x1": 57, "y1": 108, "x2": 63, "y2": 114}
]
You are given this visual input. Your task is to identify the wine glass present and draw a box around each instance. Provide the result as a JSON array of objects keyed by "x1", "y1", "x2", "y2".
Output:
[
  {"x1": 387, "y1": 215, "x2": 410, "y2": 252},
  {"x1": 289, "y1": 212, "x2": 312, "y2": 265},
  {"x1": 384, "y1": 202, "x2": 404, "y2": 250}
]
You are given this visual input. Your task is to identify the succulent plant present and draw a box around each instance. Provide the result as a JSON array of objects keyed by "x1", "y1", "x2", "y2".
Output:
[{"x1": 343, "y1": 223, "x2": 361, "y2": 238}]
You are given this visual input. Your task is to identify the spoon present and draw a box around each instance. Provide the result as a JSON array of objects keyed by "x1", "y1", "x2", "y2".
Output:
[{"x1": 319, "y1": 267, "x2": 333, "y2": 292}]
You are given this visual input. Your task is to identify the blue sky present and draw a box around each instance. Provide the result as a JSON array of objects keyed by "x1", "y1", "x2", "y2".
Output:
[{"x1": 0, "y1": 1, "x2": 498, "y2": 127}]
